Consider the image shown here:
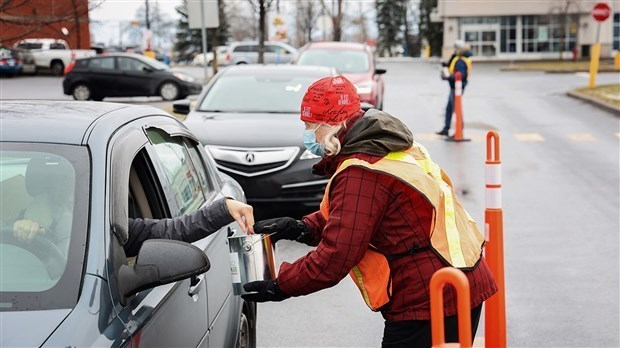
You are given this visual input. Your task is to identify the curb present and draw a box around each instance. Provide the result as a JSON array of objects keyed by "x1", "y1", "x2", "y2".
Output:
[
  {"x1": 501, "y1": 67, "x2": 619, "y2": 73},
  {"x1": 567, "y1": 89, "x2": 620, "y2": 116}
]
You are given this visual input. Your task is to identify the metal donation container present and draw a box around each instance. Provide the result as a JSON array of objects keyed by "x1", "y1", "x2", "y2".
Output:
[{"x1": 228, "y1": 234, "x2": 279, "y2": 295}]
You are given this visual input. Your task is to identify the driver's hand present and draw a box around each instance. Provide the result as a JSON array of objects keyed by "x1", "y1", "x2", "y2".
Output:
[
  {"x1": 225, "y1": 199, "x2": 255, "y2": 234},
  {"x1": 13, "y1": 220, "x2": 46, "y2": 243}
]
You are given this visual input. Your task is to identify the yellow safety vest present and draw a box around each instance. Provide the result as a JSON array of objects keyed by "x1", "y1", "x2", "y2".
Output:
[
  {"x1": 320, "y1": 142, "x2": 484, "y2": 311},
  {"x1": 449, "y1": 56, "x2": 472, "y2": 77}
]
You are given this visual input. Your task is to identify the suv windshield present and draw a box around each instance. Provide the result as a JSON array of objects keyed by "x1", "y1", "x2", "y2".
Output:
[
  {"x1": 199, "y1": 74, "x2": 320, "y2": 113},
  {"x1": 0, "y1": 143, "x2": 89, "y2": 311},
  {"x1": 297, "y1": 49, "x2": 370, "y2": 73}
]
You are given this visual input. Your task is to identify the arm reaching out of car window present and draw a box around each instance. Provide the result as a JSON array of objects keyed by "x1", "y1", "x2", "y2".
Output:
[{"x1": 123, "y1": 198, "x2": 254, "y2": 257}]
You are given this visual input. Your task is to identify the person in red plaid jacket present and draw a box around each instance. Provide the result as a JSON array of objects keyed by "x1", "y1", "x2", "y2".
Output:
[{"x1": 242, "y1": 76, "x2": 497, "y2": 348}]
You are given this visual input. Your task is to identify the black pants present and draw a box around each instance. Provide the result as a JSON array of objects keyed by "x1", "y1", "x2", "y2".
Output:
[{"x1": 381, "y1": 305, "x2": 482, "y2": 348}]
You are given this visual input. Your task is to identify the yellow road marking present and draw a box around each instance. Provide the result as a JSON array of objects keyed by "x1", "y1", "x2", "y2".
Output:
[
  {"x1": 515, "y1": 133, "x2": 545, "y2": 142},
  {"x1": 567, "y1": 133, "x2": 596, "y2": 142}
]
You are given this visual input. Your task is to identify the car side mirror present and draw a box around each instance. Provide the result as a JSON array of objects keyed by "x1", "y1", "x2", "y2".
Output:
[
  {"x1": 375, "y1": 68, "x2": 387, "y2": 75},
  {"x1": 172, "y1": 99, "x2": 191, "y2": 115},
  {"x1": 117, "y1": 240, "x2": 210, "y2": 306}
]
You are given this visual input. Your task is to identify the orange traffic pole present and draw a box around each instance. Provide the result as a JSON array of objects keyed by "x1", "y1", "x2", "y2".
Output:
[
  {"x1": 430, "y1": 268, "x2": 472, "y2": 348},
  {"x1": 447, "y1": 72, "x2": 470, "y2": 143},
  {"x1": 484, "y1": 131, "x2": 507, "y2": 348}
]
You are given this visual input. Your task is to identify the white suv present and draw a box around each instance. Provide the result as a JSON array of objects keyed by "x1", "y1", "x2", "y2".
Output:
[{"x1": 225, "y1": 41, "x2": 297, "y2": 65}]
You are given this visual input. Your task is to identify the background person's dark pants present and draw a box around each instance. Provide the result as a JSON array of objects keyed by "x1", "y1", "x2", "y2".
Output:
[
  {"x1": 381, "y1": 304, "x2": 482, "y2": 348},
  {"x1": 441, "y1": 88, "x2": 466, "y2": 133}
]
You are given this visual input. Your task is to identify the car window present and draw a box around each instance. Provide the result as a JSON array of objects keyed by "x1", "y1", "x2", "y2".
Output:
[
  {"x1": 118, "y1": 57, "x2": 149, "y2": 72},
  {"x1": 50, "y1": 43, "x2": 67, "y2": 50},
  {"x1": 17, "y1": 42, "x2": 43, "y2": 50},
  {"x1": 199, "y1": 74, "x2": 321, "y2": 113},
  {"x1": 185, "y1": 142, "x2": 213, "y2": 196},
  {"x1": 147, "y1": 129, "x2": 205, "y2": 216},
  {"x1": 76, "y1": 59, "x2": 88, "y2": 68},
  {"x1": 234, "y1": 45, "x2": 249, "y2": 53},
  {"x1": 0, "y1": 144, "x2": 89, "y2": 311},
  {"x1": 88, "y1": 57, "x2": 115, "y2": 70},
  {"x1": 297, "y1": 49, "x2": 370, "y2": 73}
]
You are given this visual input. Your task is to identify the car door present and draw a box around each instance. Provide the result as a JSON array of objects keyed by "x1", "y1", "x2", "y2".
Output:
[
  {"x1": 145, "y1": 125, "x2": 239, "y2": 348},
  {"x1": 107, "y1": 124, "x2": 210, "y2": 348},
  {"x1": 116, "y1": 57, "x2": 153, "y2": 97},
  {"x1": 86, "y1": 56, "x2": 119, "y2": 96}
]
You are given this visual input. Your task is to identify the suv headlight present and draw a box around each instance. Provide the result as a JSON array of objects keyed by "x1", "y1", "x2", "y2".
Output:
[
  {"x1": 300, "y1": 149, "x2": 321, "y2": 160},
  {"x1": 355, "y1": 82, "x2": 373, "y2": 94}
]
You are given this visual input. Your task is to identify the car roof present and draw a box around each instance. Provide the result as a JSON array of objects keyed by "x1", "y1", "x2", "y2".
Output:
[
  {"x1": 220, "y1": 64, "x2": 335, "y2": 77},
  {"x1": 305, "y1": 41, "x2": 367, "y2": 51},
  {"x1": 0, "y1": 101, "x2": 166, "y2": 145}
]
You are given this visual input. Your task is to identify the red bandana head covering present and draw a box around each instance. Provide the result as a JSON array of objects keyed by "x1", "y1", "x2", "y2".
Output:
[{"x1": 300, "y1": 75, "x2": 361, "y2": 125}]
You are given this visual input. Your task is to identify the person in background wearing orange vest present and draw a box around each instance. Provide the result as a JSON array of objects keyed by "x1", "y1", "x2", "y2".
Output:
[
  {"x1": 436, "y1": 40, "x2": 473, "y2": 137},
  {"x1": 242, "y1": 76, "x2": 497, "y2": 348}
]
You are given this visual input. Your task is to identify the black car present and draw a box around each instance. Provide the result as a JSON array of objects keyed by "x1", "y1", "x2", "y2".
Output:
[
  {"x1": 179, "y1": 65, "x2": 337, "y2": 219},
  {"x1": 0, "y1": 101, "x2": 255, "y2": 347},
  {"x1": 63, "y1": 53, "x2": 202, "y2": 101}
]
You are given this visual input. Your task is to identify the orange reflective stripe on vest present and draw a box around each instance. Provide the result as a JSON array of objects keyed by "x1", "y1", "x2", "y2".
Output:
[{"x1": 319, "y1": 143, "x2": 484, "y2": 311}]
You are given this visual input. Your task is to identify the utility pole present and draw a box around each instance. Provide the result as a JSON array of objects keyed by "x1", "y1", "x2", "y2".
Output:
[{"x1": 145, "y1": 0, "x2": 150, "y2": 29}]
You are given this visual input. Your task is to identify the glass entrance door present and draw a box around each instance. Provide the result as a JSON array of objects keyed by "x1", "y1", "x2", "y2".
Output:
[{"x1": 461, "y1": 24, "x2": 500, "y2": 57}]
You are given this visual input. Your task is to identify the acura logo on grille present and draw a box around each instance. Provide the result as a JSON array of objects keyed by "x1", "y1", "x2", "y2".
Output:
[{"x1": 245, "y1": 153, "x2": 255, "y2": 163}]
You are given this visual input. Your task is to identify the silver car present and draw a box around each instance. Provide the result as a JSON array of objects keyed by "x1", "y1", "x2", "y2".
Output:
[
  {"x1": 225, "y1": 41, "x2": 298, "y2": 65},
  {"x1": 0, "y1": 101, "x2": 256, "y2": 348}
]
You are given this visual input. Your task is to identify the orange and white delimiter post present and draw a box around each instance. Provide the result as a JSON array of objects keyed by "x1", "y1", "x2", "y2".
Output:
[
  {"x1": 484, "y1": 131, "x2": 506, "y2": 347},
  {"x1": 430, "y1": 268, "x2": 472, "y2": 348}
]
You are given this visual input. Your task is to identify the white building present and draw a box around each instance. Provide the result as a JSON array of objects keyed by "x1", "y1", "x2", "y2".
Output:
[{"x1": 436, "y1": 0, "x2": 619, "y2": 60}]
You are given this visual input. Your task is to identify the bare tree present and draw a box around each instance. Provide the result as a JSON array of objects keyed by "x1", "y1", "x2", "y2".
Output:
[
  {"x1": 295, "y1": 0, "x2": 319, "y2": 46},
  {"x1": 319, "y1": 0, "x2": 345, "y2": 41},
  {"x1": 549, "y1": 0, "x2": 580, "y2": 60},
  {"x1": 228, "y1": 2, "x2": 258, "y2": 41},
  {"x1": 349, "y1": 2, "x2": 369, "y2": 43},
  {"x1": 0, "y1": 0, "x2": 104, "y2": 46},
  {"x1": 247, "y1": 0, "x2": 276, "y2": 63}
]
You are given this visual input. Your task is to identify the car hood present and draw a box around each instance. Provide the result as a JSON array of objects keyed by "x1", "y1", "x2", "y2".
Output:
[
  {"x1": 0, "y1": 309, "x2": 72, "y2": 347},
  {"x1": 184, "y1": 111, "x2": 305, "y2": 148},
  {"x1": 342, "y1": 72, "x2": 372, "y2": 85}
]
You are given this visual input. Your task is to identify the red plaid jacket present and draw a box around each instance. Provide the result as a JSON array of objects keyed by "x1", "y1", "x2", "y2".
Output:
[{"x1": 277, "y1": 152, "x2": 497, "y2": 321}]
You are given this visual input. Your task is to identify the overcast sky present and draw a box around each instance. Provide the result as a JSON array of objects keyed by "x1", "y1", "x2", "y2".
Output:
[{"x1": 91, "y1": 0, "x2": 181, "y2": 21}]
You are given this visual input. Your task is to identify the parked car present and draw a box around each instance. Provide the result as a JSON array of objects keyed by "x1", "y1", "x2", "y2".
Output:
[
  {"x1": 294, "y1": 41, "x2": 386, "y2": 110},
  {"x1": 0, "y1": 47, "x2": 22, "y2": 77},
  {"x1": 192, "y1": 46, "x2": 230, "y2": 67},
  {"x1": 177, "y1": 65, "x2": 336, "y2": 219},
  {"x1": 225, "y1": 41, "x2": 297, "y2": 65},
  {"x1": 0, "y1": 100, "x2": 256, "y2": 348},
  {"x1": 63, "y1": 53, "x2": 202, "y2": 101},
  {"x1": 12, "y1": 38, "x2": 96, "y2": 76}
]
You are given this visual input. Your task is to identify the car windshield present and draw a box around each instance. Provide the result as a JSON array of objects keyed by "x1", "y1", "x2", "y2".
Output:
[
  {"x1": 297, "y1": 49, "x2": 370, "y2": 73},
  {"x1": 198, "y1": 74, "x2": 321, "y2": 113},
  {"x1": 0, "y1": 143, "x2": 89, "y2": 311}
]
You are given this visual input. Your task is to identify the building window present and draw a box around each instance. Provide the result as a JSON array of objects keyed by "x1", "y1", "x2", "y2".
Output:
[
  {"x1": 521, "y1": 15, "x2": 577, "y2": 53},
  {"x1": 500, "y1": 16, "x2": 517, "y2": 53},
  {"x1": 614, "y1": 13, "x2": 620, "y2": 50}
]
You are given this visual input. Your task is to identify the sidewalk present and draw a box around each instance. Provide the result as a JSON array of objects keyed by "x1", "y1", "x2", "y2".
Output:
[
  {"x1": 501, "y1": 60, "x2": 619, "y2": 73},
  {"x1": 567, "y1": 84, "x2": 620, "y2": 116}
]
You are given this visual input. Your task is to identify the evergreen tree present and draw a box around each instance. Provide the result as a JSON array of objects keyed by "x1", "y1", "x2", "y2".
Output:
[
  {"x1": 174, "y1": 0, "x2": 229, "y2": 62},
  {"x1": 375, "y1": 0, "x2": 407, "y2": 57},
  {"x1": 418, "y1": 0, "x2": 443, "y2": 56}
]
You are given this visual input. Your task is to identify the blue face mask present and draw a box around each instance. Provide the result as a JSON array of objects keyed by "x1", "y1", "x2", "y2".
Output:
[{"x1": 303, "y1": 125, "x2": 324, "y2": 157}]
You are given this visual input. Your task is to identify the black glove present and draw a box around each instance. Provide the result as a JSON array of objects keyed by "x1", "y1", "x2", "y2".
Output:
[
  {"x1": 253, "y1": 217, "x2": 310, "y2": 243},
  {"x1": 241, "y1": 279, "x2": 289, "y2": 303}
]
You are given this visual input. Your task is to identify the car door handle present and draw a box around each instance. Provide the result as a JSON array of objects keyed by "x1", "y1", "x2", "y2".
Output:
[{"x1": 188, "y1": 274, "x2": 205, "y2": 297}]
